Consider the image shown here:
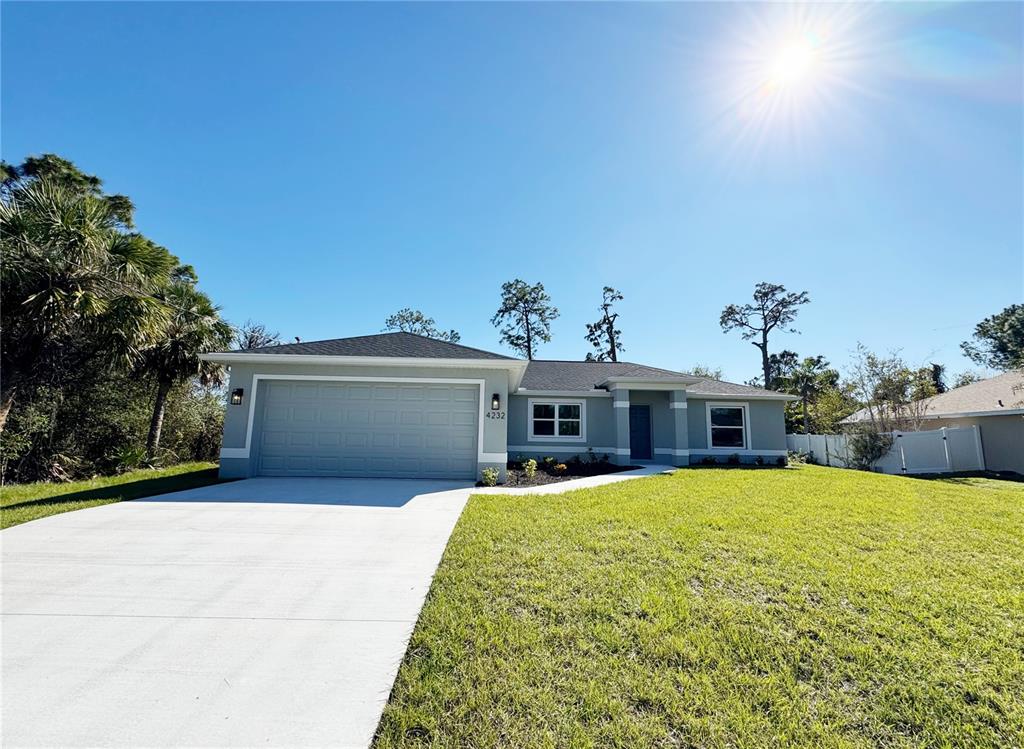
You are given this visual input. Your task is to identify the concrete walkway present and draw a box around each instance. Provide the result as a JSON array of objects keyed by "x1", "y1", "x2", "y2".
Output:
[{"x1": 1, "y1": 466, "x2": 670, "y2": 747}]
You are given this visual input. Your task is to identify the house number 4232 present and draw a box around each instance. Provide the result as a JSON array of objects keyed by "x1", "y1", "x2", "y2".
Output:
[{"x1": 486, "y1": 411, "x2": 506, "y2": 420}]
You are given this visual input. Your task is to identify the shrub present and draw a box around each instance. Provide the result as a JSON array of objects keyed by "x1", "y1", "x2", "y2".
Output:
[
  {"x1": 727, "y1": 453, "x2": 741, "y2": 466},
  {"x1": 848, "y1": 429, "x2": 894, "y2": 471},
  {"x1": 480, "y1": 467, "x2": 500, "y2": 486},
  {"x1": 553, "y1": 463, "x2": 567, "y2": 475},
  {"x1": 776, "y1": 456, "x2": 788, "y2": 467},
  {"x1": 787, "y1": 450, "x2": 809, "y2": 465},
  {"x1": 523, "y1": 459, "x2": 537, "y2": 478},
  {"x1": 701, "y1": 455, "x2": 717, "y2": 466},
  {"x1": 543, "y1": 456, "x2": 557, "y2": 468},
  {"x1": 754, "y1": 455, "x2": 765, "y2": 466}
]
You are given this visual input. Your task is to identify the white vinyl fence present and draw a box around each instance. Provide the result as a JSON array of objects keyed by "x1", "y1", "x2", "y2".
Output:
[{"x1": 786, "y1": 426, "x2": 986, "y2": 475}]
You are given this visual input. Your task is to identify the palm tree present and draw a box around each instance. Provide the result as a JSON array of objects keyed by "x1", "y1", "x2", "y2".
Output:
[
  {"x1": 0, "y1": 177, "x2": 174, "y2": 434},
  {"x1": 140, "y1": 273, "x2": 233, "y2": 460},
  {"x1": 788, "y1": 356, "x2": 830, "y2": 434}
]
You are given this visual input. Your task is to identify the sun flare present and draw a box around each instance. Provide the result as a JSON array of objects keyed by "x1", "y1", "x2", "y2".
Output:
[{"x1": 768, "y1": 37, "x2": 820, "y2": 89}]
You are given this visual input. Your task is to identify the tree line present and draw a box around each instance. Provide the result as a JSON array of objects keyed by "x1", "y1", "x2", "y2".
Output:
[
  {"x1": 1, "y1": 155, "x2": 244, "y2": 482},
  {"x1": 390, "y1": 277, "x2": 1022, "y2": 436}
]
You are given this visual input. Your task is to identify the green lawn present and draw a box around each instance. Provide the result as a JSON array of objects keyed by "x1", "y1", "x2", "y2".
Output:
[
  {"x1": 0, "y1": 462, "x2": 222, "y2": 529},
  {"x1": 375, "y1": 465, "x2": 1024, "y2": 748}
]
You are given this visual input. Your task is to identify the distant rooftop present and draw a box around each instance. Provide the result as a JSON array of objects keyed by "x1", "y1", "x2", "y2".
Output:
[{"x1": 842, "y1": 371, "x2": 1024, "y2": 422}]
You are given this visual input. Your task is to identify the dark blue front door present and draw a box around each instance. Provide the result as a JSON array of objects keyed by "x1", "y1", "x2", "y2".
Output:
[{"x1": 629, "y1": 405, "x2": 652, "y2": 460}]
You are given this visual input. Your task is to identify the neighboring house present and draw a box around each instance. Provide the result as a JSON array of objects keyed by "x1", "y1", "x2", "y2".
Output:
[
  {"x1": 841, "y1": 371, "x2": 1024, "y2": 474},
  {"x1": 202, "y1": 332, "x2": 797, "y2": 481}
]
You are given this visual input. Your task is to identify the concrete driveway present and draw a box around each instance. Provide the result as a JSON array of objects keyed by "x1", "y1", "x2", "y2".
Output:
[{"x1": 1, "y1": 477, "x2": 473, "y2": 748}]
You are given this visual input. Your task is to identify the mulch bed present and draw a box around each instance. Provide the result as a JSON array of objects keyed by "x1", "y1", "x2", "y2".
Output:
[{"x1": 491, "y1": 462, "x2": 638, "y2": 488}]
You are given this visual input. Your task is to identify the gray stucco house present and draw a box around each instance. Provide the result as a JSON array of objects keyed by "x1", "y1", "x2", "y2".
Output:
[{"x1": 203, "y1": 332, "x2": 798, "y2": 481}]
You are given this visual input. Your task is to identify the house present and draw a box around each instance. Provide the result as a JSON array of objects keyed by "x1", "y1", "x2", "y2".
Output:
[
  {"x1": 202, "y1": 333, "x2": 798, "y2": 481},
  {"x1": 841, "y1": 371, "x2": 1024, "y2": 474}
]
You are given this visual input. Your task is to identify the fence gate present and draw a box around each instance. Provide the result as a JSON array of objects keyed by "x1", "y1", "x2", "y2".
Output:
[{"x1": 786, "y1": 426, "x2": 985, "y2": 475}]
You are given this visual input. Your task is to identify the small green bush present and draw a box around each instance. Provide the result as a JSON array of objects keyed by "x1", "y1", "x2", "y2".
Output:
[
  {"x1": 848, "y1": 430, "x2": 894, "y2": 471},
  {"x1": 480, "y1": 467, "x2": 500, "y2": 486},
  {"x1": 727, "y1": 453, "x2": 741, "y2": 466},
  {"x1": 523, "y1": 459, "x2": 537, "y2": 478}
]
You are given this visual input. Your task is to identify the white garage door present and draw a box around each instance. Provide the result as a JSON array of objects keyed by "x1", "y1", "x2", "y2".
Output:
[{"x1": 256, "y1": 381, "x2": 479, "y2": 479}]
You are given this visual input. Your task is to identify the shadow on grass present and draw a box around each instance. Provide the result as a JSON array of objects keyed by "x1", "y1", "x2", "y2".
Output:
[
  {"x1": 2, "y1": 468, "x2": 226, "y2": 513},
  {"x1": 904, "y1": 470, "x2": 1024, "y2": 485}
]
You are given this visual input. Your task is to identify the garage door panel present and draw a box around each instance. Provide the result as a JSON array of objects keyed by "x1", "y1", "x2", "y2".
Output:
[
  {"x1": 346, "y1": 409, "x2": 370, "y2": 425},
  {"x1": 344, "y1": 433, "x2": 368, "y2": 448},
  {"x1": 372, "y1": 433, "x2": 396, "y2": 448},
  {"x1": 257, "y1": 381, "x2": 478, "y2": 478},
  {"x1": 316, "y1": 433, "x2": 341, "y2": 448}
]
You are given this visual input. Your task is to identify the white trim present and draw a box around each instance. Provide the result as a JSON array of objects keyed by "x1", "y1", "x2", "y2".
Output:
[
  {"x1": 690, "y1": 449, "x2": 789, "y2": 457},
  {"x1": 201, "y1": 354, "x2": 529, "y2": 390},
  {"x1": 654, "y1": 448, "x2": 690, "y2": 456},
  {"x1": 601, "y1": 376, "x2": 702, "y2": 388},
  {"x1": 604, "y1": 382, "x2": 700, "y2": 392},
  {"x1": 224, "y1": 374, "x2": 490, "y2": 461},
  {"x1": 508, "y1": 445, "x2": 628, "y2": 456},
  {"x1": 478, "y1": 452, "x2": 508, "y2": 463},
  {"x1": 923, "y1": 408, "x2": 1024, "y2": 420},
  {"x1": 705, "y1": 401, "x2": 751, "y2": 451},
  {"x1": 668, "y1": 402, "x2": 688, "y2": 410},
  {"x1": 514, "y1": 389, "x2": 612, "y2": 398},
  {"x1": 527, "y1": 398, "x2": 587, "y2": 443},
  {"x1": 219, "y1": 447, "x2": 248, "y2": 459},
  {"x1": 613, "y1": 401, "x2": 630, "y2": 408},
  {"x1": 689, "y1": 392, "x2": 801, "y2": 401}
]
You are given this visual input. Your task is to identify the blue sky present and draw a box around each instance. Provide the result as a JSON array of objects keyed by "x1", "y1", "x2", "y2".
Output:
[{"x1": 3, "y1": 2, "x2": 1021, "y2": 383}]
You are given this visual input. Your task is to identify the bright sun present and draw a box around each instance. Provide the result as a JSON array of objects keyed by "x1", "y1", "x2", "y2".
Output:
[{"x1": 768, "y1": 37, "x2": 820, "y2": 89}]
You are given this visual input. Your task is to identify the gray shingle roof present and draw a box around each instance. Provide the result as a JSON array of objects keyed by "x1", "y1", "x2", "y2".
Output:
[
  {"x1": 685, "y1": 378, "x2": 793, "y2": 398},
  {"x1": 519, "y1": 361, "x2": 687, "y2": 391},
  {"x1": 520, "y1": 360, "x2": 789, "y2": 398},
  {"x1": 843, "y1": 371, "x2": 1024, "y2": 422},
  {"x1": 232, "y1": 332, "x2": 514, "y2": 360}
]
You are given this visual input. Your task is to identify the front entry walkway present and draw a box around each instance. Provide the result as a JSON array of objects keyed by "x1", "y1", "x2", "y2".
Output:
[{"x1": 1, "y1": 478, "x2": 473, "y2": 748}]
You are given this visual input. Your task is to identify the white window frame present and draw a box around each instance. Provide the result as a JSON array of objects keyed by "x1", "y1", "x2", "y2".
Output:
[
  {"x1": 705, "y1": 401, "x2": 750, "y2": 451},
  {"x1": 527, "y1": 398, "x2": 586, "y2": 442}
]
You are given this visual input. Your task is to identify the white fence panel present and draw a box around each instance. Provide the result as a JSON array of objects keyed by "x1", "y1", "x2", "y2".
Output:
[
  {"x1": 897, "y1": 431, "x2": 950, "y2": 474},
  {"x1": 947, "y1": 427, "x2": 985, "y2": 472},
  {"x1": 786, "y1": 426, "x2": 985, "y2": 475}
]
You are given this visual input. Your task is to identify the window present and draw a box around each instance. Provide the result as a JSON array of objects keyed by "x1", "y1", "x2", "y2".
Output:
[
  {"x1": 529, "y1": 400, "x2": 584, "y2": 441},
  {"x1": 708, "y1": 404, "x2": 747, "y2": 449}
]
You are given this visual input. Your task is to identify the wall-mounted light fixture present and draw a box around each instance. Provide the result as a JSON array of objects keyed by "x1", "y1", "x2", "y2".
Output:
[
  {"x1": 491, "y1": 393, "x2": 501, "y2": 411},
  {"x1": 230, "y1": 388, "x2": 245, "y2": 406}
]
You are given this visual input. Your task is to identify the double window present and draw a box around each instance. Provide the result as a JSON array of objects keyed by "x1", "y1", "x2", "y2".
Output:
[
  {"x1": 529, "y1": 400, "x2": 584, "y2": 441},
  {"x1": 708, "y1": 404, "x2": 747, "y2": 449}
]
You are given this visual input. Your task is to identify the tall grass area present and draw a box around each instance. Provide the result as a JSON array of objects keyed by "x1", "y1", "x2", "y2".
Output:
[{"x1": 376, "y1": 465, "x2": 1024, "y2": 747}]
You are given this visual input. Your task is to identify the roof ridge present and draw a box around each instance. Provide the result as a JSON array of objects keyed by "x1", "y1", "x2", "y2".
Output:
[{"x1": 230, "y1": 331, "x2": 515, "y2": 360}]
